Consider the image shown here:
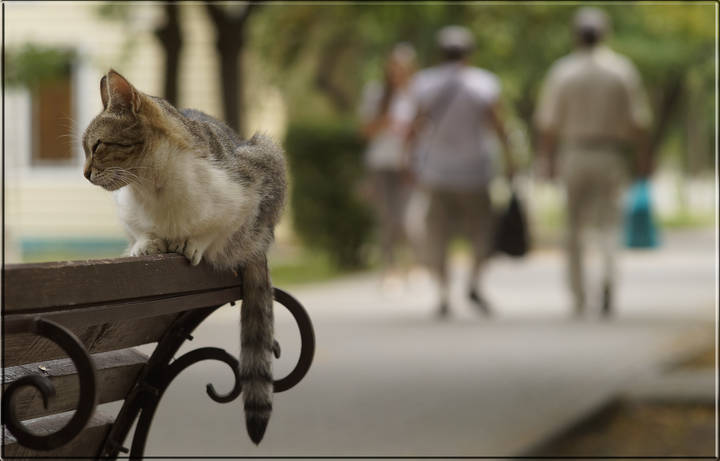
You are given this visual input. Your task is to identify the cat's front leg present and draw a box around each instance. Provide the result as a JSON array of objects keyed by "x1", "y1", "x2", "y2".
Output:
[
  {"x1": 167, "y1": 236, "x2": 212, "y2": 266},
  {"x1": 130, "y1": 234, "x2": 168, "y2": 256}
]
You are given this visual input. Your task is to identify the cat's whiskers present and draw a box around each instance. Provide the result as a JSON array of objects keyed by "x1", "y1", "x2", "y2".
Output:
[
  {"x1": 123, "y1": 166, "x2": 158, "y2": 190},
  {"x1": 101, "y1": 166, "x2": 141, "y2": 187},
  {"x1": 58, "y1": 132, "x2": 83, "y2": 143},
  {"x1": 110, "y1": 172, "x2": 137, "y2": 185}
]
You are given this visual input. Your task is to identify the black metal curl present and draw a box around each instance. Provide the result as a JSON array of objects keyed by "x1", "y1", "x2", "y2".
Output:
[
  {"x1": 1, "y1": 318, "x2": 97, "y2": 451},
  {"x1": 165, "y1": 347, "x2": 241, "y2": 403},
  {"x1": 125, "y1": 347, "x2": 243, "y2": 458},
  {"x1": 272, "y1": 288, "x2": 315, "y2": 393},
  {"x1": 102, "y1": 289, "x2": 315, "y2": 459}
]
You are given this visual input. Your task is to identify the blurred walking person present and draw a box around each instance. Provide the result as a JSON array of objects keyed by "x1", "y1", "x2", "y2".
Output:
[
  {"x1": 534, "y1": 7, "x2": 653, "y2": 317},
  {"x1": 407, "y1": 26, "x2": 515, "y2": 318},
  {"x1": 359, "y1": 43, "x2": 418, "y2": 289}
]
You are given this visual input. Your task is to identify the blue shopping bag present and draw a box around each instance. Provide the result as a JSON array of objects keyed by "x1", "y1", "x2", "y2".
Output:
[{"x1": 623, "y1": 180, "x2": 659, "y2": 248}]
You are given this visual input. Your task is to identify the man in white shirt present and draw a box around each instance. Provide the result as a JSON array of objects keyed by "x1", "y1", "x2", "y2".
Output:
[
  {"x1": 535, "y1": 7, "x2": 653, "y2": 317},
  {"x1": 408, "y1": 25, "x2": 515, "y2": 318}
]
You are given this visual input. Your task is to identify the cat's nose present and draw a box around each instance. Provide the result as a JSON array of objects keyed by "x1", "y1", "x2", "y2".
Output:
[{"x1": 83, "y1": 165, "x2": 92, "y2": 180}]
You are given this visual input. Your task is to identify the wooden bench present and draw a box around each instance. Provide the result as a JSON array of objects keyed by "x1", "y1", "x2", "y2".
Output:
[{"x1": 2, "y1": 254, "x2": 315, "y2": 460}]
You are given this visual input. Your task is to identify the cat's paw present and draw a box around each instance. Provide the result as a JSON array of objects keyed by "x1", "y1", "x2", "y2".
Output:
[
  {"x1": 168, "y1": 238, "x2": 205, "y2": 266},
  {"x1": 130, "y1": 236, "x2": 168, "y2": 256}
]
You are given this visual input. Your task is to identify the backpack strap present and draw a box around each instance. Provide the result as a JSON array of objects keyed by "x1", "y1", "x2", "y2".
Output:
[{"x1": 427, "y1": 72, "x2": 464, "y2": 127}]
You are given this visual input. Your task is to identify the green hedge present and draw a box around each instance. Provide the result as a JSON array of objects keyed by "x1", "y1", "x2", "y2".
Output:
[
  {"x1": 285, "y1": 119, "x2": 374, "y2": 269},
  {"x1": 6, "y1": 44, "x2": 75, "y2": 89}
]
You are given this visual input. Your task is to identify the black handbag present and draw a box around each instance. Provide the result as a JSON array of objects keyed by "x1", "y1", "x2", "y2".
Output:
[{"x1": 492, "y1": 190, "x2": 530, "y2": 257}]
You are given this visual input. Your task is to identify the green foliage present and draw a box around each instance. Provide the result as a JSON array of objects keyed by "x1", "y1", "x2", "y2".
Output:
[
  {"x1": 91, "y1": 3, "x2": 140, "y2": 70},
  {"x1": 660, "y1": 211, "x2": 715, "y2": 230},
  {"x1": 5, "y1": 44, "x2": 75, "y2": 89},
  {"x1": 284, "y1": 119, "x2": 374, "y2": 269},
  {"x1": 270, "y1": 250, "x2": 344, "y2": 287},
  {"x1": 95, "y1": 3, "x2": 131, "y2": 22},
  {"x1": 253, "y1": 4, "x2": 715, "y2": 169}
]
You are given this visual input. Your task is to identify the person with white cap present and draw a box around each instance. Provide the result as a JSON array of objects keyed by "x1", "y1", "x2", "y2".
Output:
[
  {"x1": 534, "y1": 7, "x2": 653, "y2": 318},
  {"x1": 407, "y1": 25, "x2": 516, "y2": 319}
]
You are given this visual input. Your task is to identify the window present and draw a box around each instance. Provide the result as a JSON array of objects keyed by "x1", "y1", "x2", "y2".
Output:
[
  {"x1": 6, "y1": 43, "x2": 78, "y2": 167},
  {"x1": 31, "y1": 75, "x2": 75, "y2": 165}
]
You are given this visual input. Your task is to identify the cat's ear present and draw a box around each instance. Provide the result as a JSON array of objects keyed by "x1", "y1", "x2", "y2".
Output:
[
  {"x1": 106, "y1": 69, "x2": 142, "y2": 113},
  {"x1": 100, "y1": 75, "x2": 109, "y2": 109}
]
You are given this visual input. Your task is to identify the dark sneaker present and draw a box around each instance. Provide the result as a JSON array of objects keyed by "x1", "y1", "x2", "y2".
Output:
[
  {"x1": 601, "y1": 283, "x2": 613, "y2": 318},
  {"x1": 469, "y1": 290, "x2": 492, "y2": 317}
]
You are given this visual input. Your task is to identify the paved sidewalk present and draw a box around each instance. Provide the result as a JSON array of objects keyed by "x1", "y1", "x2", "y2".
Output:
[{"x1": 136, "y1": 229, "x2": 715, "y2": 457}]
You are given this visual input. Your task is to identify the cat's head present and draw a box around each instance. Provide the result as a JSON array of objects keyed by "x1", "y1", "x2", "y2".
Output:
[{"x1": 82, "y1": 70, "x2": 151, "y2": 191}]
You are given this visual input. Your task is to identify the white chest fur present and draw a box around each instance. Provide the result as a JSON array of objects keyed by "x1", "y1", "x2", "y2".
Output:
[{"x1": 114, "y1": 149, "x2": 256, "y2": 247}]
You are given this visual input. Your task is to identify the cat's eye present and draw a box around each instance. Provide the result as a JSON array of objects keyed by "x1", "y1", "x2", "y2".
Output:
[
  {"x1": 105, "y1": 141, "x2": 136, "y2": 148},
  {"x1": 92, "y1": 140, "x2": 135, "y2": 153}
]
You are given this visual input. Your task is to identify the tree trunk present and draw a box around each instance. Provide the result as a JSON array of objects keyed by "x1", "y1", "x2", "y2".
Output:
[
  {"x1": 515, "y1": 83, "x2": 537, "y2": 152},
  {"x1": 314, "y1": 38, "x2": 352, "y2": 113},
  {"x1": 650, "y1": 73, "x2": 684, "y2": 157},
  {"x1": 154, "y1": 4, "x2": 182, "y2": 107},
  {"x1": 216, "y1": 36, "x2": 243, "y2": 135},
  {"x1": 204, "y1": 3, "x2": 260, "y2": 138}
]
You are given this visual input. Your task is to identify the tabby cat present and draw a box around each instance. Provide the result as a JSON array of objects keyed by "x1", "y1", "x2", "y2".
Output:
[{"x1": 82, "y1": 69, "x2": 287, "y2": 444}]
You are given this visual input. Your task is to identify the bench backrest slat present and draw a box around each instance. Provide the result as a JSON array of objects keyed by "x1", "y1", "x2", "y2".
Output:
[
  {"x1": 4, "y1": 313, "x2": 179, "y2": 367},
  {"x1": 5, "y1": 254, "x2": 241, "y2": 313},
  {"x1": 3, "y1": 409, "x2": 116, "y2": 458},
  {"x1": 3, "y1": 349, "x2": 147, "y2": 421}
]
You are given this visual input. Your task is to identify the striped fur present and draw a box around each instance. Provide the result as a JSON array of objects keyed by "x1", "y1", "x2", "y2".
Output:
[
  {"x1": 82, "y1": 70, "x2": 286, "y2": 444},
  {"x1": 240, "y1": 256, "x2": 274, "y2": 443}
]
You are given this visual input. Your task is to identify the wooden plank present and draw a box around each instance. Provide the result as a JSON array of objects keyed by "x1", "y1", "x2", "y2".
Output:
[
  {"x1": 3, "y1": 349, "x2": 146, "y2": 420},
  {"x1": 3, "y1": 313, "x2": 179, "y2": 367},
  {"x1": 5, "y1": 253, "x2": 242, "y2": 313},
  {"x1": 4, "y1": 286, "x2": 242, "y2": 336},
  {"x1": 2, "y1": 408, "x2": 114, "y2": 459}
]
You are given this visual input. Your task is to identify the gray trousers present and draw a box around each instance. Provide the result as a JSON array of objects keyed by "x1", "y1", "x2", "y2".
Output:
[
  {"x1": 370, "y1": 170, "x2": 411, "y2": 267},
  {"x1": 561, "y1": 146, "x2": 627, "y2": 310},
  {"x1": 423, "y1": 186, "x2": 493, "y2": 300}
]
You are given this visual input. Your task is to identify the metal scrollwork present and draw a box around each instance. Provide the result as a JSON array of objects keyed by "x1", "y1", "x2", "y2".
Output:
[
  {"x1": 126, "y1": 345, "x2": 244, "y2": 457},
  {"x1": 101, "y1": 287, "x2": 315, "y2": 459},
  {"x1": 272, "y1": 288, "x2": 315, "y2": 393},
  {"x1": 2, "y1": 318, "x2": 98, "y2": 450},
  {"x1": 165, "y1": 347, "x2": 242, "y2": 403}
]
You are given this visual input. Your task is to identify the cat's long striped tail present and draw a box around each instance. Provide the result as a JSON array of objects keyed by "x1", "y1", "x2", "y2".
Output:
[{"x1": 240, "y1": 256, "x2": 274, "y2": 444}]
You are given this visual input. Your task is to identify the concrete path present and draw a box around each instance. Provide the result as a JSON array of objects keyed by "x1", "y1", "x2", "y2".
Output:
[{"x1": 133, "y1": 229, "x2": 715, "y2": 457}]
